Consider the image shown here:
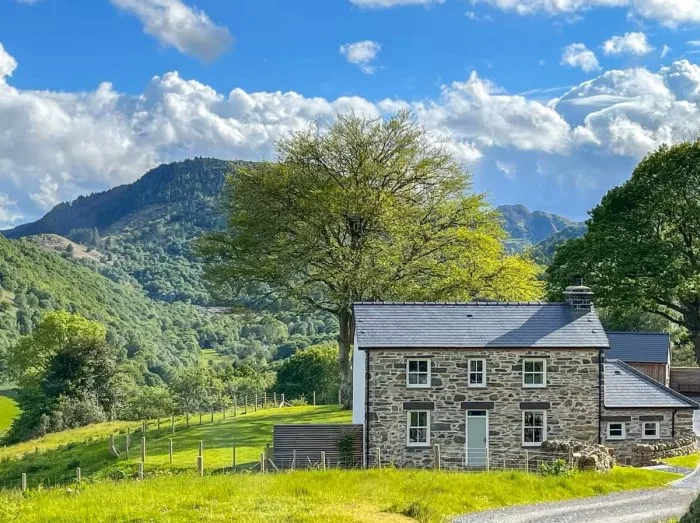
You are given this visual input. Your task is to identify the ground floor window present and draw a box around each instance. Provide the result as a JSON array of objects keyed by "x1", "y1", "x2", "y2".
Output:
[
  {"x1": 407, "y1": 410, "x2": 430, "y2": 446},
  {"x1": 522, "y1": 410, "x2": 546, "y2": 446},
  {"x1": 642, "y1": 421, "x2": 659, "y2": 440},
  {"x1": 606, "y1": 422, "x2": 626, "y2": 440}
]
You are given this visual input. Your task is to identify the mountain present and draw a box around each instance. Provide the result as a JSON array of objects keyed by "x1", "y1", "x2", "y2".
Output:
[{"x1": 496, "y1": 204, "x2": 585, "y2": 252}]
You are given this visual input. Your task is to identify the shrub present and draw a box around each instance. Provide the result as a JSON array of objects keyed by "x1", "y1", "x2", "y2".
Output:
[
  {"x1": 289, "y1": 397, "x2": 308, "y2": 407},
  {"x1": 681, "y1": 492, "x2": 700, "y2": 522},
  {"x1": 539, "y1": 458, "x2": 571, "y2": 477}
]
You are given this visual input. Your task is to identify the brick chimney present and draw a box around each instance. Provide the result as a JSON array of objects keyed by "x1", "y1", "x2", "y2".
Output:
[{"x1": 563, "y1": 283, "x2": 594, "y2": 313}]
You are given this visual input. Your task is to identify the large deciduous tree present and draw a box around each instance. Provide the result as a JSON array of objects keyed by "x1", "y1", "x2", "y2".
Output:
[
  {"x1": 199, "y1": 111, "x2": 543, "y2": 406},
  {"x1": 548, "y1": 140, "x2": 700, "y2": 364}
]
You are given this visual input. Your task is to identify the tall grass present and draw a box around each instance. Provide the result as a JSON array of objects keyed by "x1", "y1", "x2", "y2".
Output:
[{"x1": 0, "y1": 467, "x2": 680, "y2": 522}]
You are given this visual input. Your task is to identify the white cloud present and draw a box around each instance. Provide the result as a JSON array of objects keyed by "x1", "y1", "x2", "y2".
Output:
[
  {"x1": 4, "y1": 42, "x2": 700, "y2": 219},
  {"x1": 0, "y1": 194, "x2": 23, "y2": 229},
  {"x1": 471, "y1": 0, "x2": 700, "y2": 27},
  {"x1": 603, "y1": 32, "x2": 653, "y2": 56},
  {"x1": 689, "y1": 41, "x2": 700, "y2": 47},
  {"x1": 0, "y1": 43, "x2": 18, "y2": 81},
  {"x1": 561, "y1": 43, "x2": 601, "y2": 73},
  {"x1": 349, "y1": 0, "x2": 444, "y2": 7},
  {"x1": 661, "y1": 45, "x2": 671, "y2": 58},
  {"x1": 109, "y1": 0, "x2": 233, "y2": 61},
  {"x1": 340, "y1": 41, "x2": 381, "y2": 74}
]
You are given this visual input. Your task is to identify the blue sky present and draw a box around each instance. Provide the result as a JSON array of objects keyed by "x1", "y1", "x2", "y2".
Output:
[{"x1": 1, "y1": 0, "x2": 700, "y2": 227}]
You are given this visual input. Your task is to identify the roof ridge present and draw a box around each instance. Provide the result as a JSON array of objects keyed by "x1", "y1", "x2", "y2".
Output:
[
  {"x1": 606, "y1": 331, "x2": 669, "y2": 336},
  {"x1": 353, "y1": 301, "x2": 561, "y2": 306},
  {"x1": 609, "y1": 360, "x2": 699, "y2": 409}
]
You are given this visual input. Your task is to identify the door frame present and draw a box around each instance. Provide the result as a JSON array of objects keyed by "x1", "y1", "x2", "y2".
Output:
[{"x1": 465, "y1": 410, "x2": 489, "y2": 467}]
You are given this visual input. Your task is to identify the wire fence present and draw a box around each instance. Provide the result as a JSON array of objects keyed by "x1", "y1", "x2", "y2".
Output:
[{"x1": 0, "y1": 390, "x2": 341, "y2": 492}]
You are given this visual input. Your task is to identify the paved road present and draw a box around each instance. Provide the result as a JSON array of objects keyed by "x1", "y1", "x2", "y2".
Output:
[{"x1": 454, "y1": 467, "x2": 700, "y2": 523}]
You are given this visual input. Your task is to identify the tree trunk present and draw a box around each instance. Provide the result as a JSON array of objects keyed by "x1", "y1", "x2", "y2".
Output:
[
  {"x1": 337, "y1": 307, "x2": 355, "y2": 410},
  {"x1": 693, "y1": 332, "x2": 700, "y2": 366}
]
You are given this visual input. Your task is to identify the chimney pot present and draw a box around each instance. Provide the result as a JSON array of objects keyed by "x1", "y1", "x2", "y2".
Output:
[{"x1": 563, "y1": 284, "x2": 594, "y2": 313}]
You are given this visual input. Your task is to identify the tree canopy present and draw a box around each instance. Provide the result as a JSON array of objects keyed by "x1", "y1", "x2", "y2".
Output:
[
  {"x1": 200, "y1": 111, "x2": 543, "y2": 405},
  {"x1": 548, "y1": 140, "x2": 700, "y2": 363}
]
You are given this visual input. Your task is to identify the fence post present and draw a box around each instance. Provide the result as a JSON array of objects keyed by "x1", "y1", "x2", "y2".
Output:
[
  {"x1": 76, "y1": 467, "x2": 81, "y2": 483},
  {"x1": 171, "y1": 415, "x2": 175, "y2": 434},
  {"x1": 138, "y1": 462, "x2": 144, "y2": 480},
  {"x1": 260, "y1": 453, "x2": 266, "y2": 473},
  {"x1": 255, "y1": 393, "x2": 258, "y2": 412},
  {"x1": 433, "y1": 444, "x2": 441, "y2": 470},
  {"x1": 169, "y1": 439, "x2": 173, "y2": 465},
  {"x1": 21, "y1": 473, "x2": 27, "y2": 492},
  {"x1": 313, "y1": 391, "x2": 316, "y2": 406},
  {"x1": 321, "y1": 451, "x2": 326, "y2": 471},
  {"x1": 197, "y1": 456, "x2": 204, "y2": 477},
  {"x1": 281, "y1": 393, "x2": 285, "y2": 406},
  {"x1": 273, "y1": 392, "x2": 277, "y2": 407},
  {"x1": 232, "y1": 443, "x2": 236, "y2": 471},
  {"x1": 525, "y1": 451, "x2": 529, "y2": 473},
  {"x1": 263, "y1": 393, "x2": 267, "y2": 409},
  {"x1": 199, "y1": 440, "x2": 204, "y2": 458},
  {"x1": 141, "y1": 437, "x2": 146, "y2": 463},
  {"x1": 292, "y1": 449, "x2": 297, "y2": 470},
  {"x1": 210, "y1": 410, "x2": 214, "y2": 423}
]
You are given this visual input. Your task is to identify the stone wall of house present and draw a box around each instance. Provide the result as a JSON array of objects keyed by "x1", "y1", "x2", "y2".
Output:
[
  {"x1": 630, "y1": 435, "x2": 698, "y2": 467},
  {"x1": 366, "y1": 348, "x2": 601, "y2": 469},
  {"x1": 601, "y1": 407, "x2": 695, "y2": 464}
]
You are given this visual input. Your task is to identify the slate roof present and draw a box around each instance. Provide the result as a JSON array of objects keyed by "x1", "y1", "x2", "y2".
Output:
[
  {"x1": 604, "y1": 360, "x2": 698, "y2": 409},
  {"x1": 606, "y1": 332, "x2": 670, "y2": 364},
  {"x1": 353, "y1": 302, "x2": 609, "y2": 349}
]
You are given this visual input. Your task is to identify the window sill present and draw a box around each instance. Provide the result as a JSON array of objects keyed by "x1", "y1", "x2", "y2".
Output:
[
  {"x1": 468, "y1": 384, "x2": 487, "y2": 389},
  {"x1": 606, "y1": 437, "x2": 626, "y2": 441},
  {"x1": 522, "y1": 385, "x2": 547, "y2": 389},
  {"x1": 406, "y1": 444, "x2": 432, "y2": 449},
  {"x1": 522, "y1": 442, "x2": 544, "y2": 448},
  {"x1": 406, "y1": 385, "x2": 431, "y2": 389},
  {"x1": 641, "y1": 437, "x2": 659, "y2": 440}
]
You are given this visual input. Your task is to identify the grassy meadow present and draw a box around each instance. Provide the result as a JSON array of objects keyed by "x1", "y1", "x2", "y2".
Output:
[
  {"x1": 0, "y1": 467, "x2": 681, "y2": 522},
  {"x1": 661, "y1": 452, "x2": 700, "y2": 470},
  {"x1": 0, "y1": 389, "x2": 19, "y2": 436},
  {"x1": 0, "y1": 405, "x2": 349, "y2": 489}
]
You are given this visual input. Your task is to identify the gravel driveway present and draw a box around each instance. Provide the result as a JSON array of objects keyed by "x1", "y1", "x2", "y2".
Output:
[{"x1": 454, "y1": 466, "x2": 700, "y2": 523}]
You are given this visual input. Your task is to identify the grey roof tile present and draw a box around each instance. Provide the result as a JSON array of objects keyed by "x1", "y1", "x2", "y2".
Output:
[
  {"x1": 606, "y1": 332, "x2": 670, "y2": 364},
  {"x1": 353, "y1": 302, "x2": 609, "y2": 349},
  {"x1": 604, "y1": 360, "x2": 698, "y2": 409}
]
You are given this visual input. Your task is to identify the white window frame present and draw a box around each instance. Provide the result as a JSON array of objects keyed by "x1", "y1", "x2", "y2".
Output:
[
  {"x1": 642, "y1": 421, "x2": 660, "y2": 440},
  {"x1": 522, "y1": 358, "x2": 547, "y2": 388},
  {"x1": 406, "y1": 358, "x2": 431, "y2": 389},
  {"x1": 522, "y1": 410, "x2": 547, "y2": 447},
  {"x1": 406, "y1": 410, "x2": 430, "y2": 447},
  {"x1": 468, "y1": 358, "x2": 487, "y2": 388},
  {"x1": 606, "y1": 422, "x2": 626, "y2": 440}
]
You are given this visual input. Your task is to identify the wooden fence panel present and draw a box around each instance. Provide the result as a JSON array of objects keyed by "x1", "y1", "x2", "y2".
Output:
[{"x1": 273, "y1": 424, "x2": 363, "y2": 469}]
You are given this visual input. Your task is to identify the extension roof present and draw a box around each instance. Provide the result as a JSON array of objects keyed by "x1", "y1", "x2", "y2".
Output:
[
  {"x1": 604, "y1": 360, "x2": 698, "y2": 409},
  {"x1": 605, "y1": 332, "x2": 670, "y2": 364}
]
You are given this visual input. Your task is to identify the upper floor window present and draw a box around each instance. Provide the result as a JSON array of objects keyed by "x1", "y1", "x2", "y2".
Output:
[
  {"x1": 606, "y1": 422, "x2": 626, "y2": 440},
  {"x1": 642, "y1": 421, "x2": 659, "y2": 440},
  {"x1": 522, "y1": 410, "x2": 546, "y2": 446},
  {"x1": 406, "y1": 359, "x2": 431, "y2": 388},
  {"x1": 522, "y1": 359, "x2": 546, "y2": 388},
  {"x1": 406, "y1": 410, "x2": 430, "y2": 446},
  {"x1": 468, "y1": 358, "x2": 486, "y2": 388}
]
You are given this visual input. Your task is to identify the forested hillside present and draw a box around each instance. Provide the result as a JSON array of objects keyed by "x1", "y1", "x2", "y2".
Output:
[{"x1": 497, "y1": 204, "x2": 585, "y2": 252}]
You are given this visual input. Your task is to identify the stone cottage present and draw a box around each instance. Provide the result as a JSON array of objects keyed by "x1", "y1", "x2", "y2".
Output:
[{"x1": 351, "y1": 286, "x2": 698, "y2": 469}]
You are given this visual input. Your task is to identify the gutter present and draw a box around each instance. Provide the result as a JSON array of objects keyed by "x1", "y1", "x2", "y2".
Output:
[
  {"x1": 364, "y1": 348, "x2": 370, "y2": 468},
  {"x1": 598, "y1": 347, "x2": 603, "y2": 444}
]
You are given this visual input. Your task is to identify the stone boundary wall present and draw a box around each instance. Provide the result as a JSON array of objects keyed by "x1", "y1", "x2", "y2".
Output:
[
  {"x1": 630, "y1": 435, "x2": 698, "y2": 467},
  {"x1": 541, "y1": 440, "x2": 614, "y2": 472}
]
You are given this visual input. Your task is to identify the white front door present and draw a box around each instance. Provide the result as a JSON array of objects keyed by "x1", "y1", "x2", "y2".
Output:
[{"x1": 466, "y1": 410, "x2": 488, "y2": 467}]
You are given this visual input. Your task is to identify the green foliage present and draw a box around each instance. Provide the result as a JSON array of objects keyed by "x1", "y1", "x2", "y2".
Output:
[
  {"x1": 539, "y1": 458, "x2": 571, "y2": 477},
  {"x1": 200, "y1": 112, "x2": 544, "y2": 402},
  {"x1": 681, "y1": 492, "x2": 700, "y2": 523},
  {"x1": 548, "y1": 141, "x2": 700, "y2": 363},
  {"x1": 274, "y1": 342, "x2": 339, "y2": 401},
  {"x1": 0, "y1": 389, "x2": 19, "y2": 436},
  {"x1": 336, "y1": 431, "x2": 355, "y2": 467},
  {"x1": 120, "y1": 386, "x2": 175, "y2": 421}
]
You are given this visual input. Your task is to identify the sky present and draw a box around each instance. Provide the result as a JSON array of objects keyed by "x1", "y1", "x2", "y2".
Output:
[{"x1": 1, "y1": 0, "x2": 700, "y2": 228}]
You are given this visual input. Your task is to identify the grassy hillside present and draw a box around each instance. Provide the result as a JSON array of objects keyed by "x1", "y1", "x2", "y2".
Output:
[
  {"x1": 0, "y1": 405, "x2": 349, "y2": 489},
  {"x1": 0, "y1": 389, "x2": 19, "y2": 436},
  {"x1": 0, "y1": 467, "x2": 679, "y2": 522}
]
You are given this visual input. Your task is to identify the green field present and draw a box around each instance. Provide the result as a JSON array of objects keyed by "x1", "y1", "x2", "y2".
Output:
[
  {"x1": 0, "y1": 389, "x2": 19, "y2": 436},
  {"x1": 0, "y1": 405, "x2": 349, "y2": 489},
  {"x1": 662, "y1": 452, "x2": 700, "y2": 470},
  {"x1": 0, "y1": 467, "x2": 680, "y2": 522}
]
